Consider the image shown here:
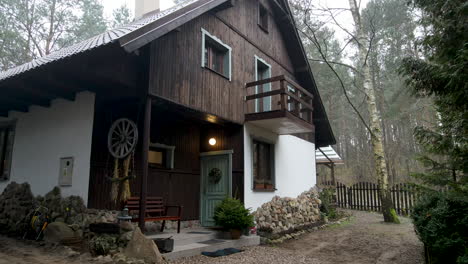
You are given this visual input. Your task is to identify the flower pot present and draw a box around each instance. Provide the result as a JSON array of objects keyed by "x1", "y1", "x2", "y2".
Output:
[
  {"x1": 230, "y1": 229, "x2": 242, "y2": 239},
  {"x1": 255, "y1": 183, "x2": 265, "y2": 190}
]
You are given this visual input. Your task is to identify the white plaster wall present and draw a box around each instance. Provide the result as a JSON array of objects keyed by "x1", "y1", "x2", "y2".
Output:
[
  {"x1": 244, "y1": 123, "x2": 316, "y2": 211},
  {"x1": 0, "y1": 92, "x2": 95, "y2": 204}
]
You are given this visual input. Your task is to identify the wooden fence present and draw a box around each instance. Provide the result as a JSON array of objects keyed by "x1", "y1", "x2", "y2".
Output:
[{"x1": 321, "y1": 181, "x2": 419, "y2": 216}]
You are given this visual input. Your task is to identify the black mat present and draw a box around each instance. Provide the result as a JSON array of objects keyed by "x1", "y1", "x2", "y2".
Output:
[{"x1": 202, "y1": 248, "x2": 243, "y2": 257}]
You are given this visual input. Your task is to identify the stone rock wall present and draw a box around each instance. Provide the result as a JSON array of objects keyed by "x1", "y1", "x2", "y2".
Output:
[{"x1": 254, "y1": 188, "x2": 322, "y2": 238}]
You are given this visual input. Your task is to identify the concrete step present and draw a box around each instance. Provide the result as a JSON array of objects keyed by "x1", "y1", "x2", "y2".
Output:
[
  {"x1": 162, "y1": 235, "x2": 260, "y2": 260},
  {"x1": 147, "y1": 229, "x2": 218, "y2": 246}
]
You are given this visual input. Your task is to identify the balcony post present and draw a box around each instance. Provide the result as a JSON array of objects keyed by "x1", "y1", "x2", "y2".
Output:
[
  {"x1": 280, "y1": 79, "x2": 287, "y2": 111},
  {"x1": 294, "y1": 89, "x2": 300, "y2": 116}
]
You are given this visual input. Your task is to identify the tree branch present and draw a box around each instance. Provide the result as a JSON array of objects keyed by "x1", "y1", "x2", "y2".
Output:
[
  {"x1": 300, "y1": 9, "x2": 375, "y2": 136},
  {"x1": 308, "y1": 58, "x2": 363, "y2": 76}
]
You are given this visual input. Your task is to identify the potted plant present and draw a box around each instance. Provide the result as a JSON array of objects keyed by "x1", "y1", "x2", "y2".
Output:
[{"x1": 213, "y1": 197, "x2": 254, "y2": 239}]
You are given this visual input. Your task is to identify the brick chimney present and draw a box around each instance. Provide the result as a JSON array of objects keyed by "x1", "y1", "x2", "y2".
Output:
[{"x1": 135, "y1": 0, "x2": 160, "y2": 19}]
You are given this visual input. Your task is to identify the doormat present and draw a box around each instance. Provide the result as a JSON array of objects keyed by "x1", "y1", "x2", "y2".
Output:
[{"x1": 202, "y1": 248, "x2": 243, "y2": 257}]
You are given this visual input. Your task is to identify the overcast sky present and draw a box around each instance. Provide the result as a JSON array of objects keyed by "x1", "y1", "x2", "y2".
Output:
[
  {"x1": 101, "y1": 0, "x2": 369, "y2": 44},
  {"x1": 101, "y1": 0, "x2": 175, "y2": 18},
  {"x1": 101, "y1": 0, "x2": 368, "y2": 21}
]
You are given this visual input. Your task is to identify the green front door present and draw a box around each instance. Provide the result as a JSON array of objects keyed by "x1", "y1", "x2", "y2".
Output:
[{"x1": 200, "y1": 151, "x2": 232, "y2": 227}]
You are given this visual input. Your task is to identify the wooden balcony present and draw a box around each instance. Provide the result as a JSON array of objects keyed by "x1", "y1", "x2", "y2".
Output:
[{"x1": 245, "y1": 75, "x2": 314, "y2": 134}]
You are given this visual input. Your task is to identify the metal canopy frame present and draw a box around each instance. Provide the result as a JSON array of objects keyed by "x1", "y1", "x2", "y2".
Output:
[{"x1": 316, "y1": 146, "x2": 343, "y2": 185}]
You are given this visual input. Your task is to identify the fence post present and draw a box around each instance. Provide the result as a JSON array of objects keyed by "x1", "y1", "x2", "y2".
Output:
[
  {"x1": 403, "y1": 183, "x2": 409, "y2": 216},
  {"x1": 396, "y1": 183, "x2": 401, "y2": 215}
]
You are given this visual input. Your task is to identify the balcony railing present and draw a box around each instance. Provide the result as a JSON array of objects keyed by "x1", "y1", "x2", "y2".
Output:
[{"x1": 245, "y1": 75, "x2": 314, "y2": 134}]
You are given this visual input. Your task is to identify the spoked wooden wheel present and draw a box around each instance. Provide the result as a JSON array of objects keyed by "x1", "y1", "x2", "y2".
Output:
[{"x1": 107, "y1": 118, "x2": 139, "y2": 159}]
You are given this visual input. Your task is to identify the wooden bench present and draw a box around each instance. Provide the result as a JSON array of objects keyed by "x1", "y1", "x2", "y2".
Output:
[{"x1": 125, "y1": 196, "x2": 183, "y2": 233}]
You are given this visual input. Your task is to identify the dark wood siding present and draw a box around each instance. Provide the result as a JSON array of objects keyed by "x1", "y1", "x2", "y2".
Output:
[
  {"x1": 87, "y1": 98, "x2": 244, "y2": 220},
  {"x1": 148, "y1": 0, "x2": 300, "y2": 124}
]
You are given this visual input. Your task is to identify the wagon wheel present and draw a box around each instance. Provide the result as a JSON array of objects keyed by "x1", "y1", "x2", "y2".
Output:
[{"x1": 107, "y1": 118, "x2": 139, "y2": 159}]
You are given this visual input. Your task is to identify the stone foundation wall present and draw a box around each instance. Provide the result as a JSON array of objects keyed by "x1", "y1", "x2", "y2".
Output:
[{"x1": 254, "y1": 188, "x2": 322, "y2": 238}]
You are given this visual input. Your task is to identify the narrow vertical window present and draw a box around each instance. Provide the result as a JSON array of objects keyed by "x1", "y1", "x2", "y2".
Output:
[
  {"x1": 252, "y1": 140, "x2": 275, "y2": 191},
  {"x1": 258, "y1": 3, "x2": 268, "y2": 33},
  {"x1": 255, "y1": 56, "x2": 272, "y2": 112}
]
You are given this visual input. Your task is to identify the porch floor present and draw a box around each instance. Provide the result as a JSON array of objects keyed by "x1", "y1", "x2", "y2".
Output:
[{"x1": 146, "y1": 228, "x2": 260, "y2": 260}]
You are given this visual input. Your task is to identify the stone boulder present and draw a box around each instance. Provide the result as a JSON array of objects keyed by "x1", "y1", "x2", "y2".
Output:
[
  {"x1": 124, "y1": 227, "x2": 165, "y2": 264},
  {"x1": 43, "y1": 221, "x2": 79, "y2": 243},
  {"x1": 0, "y1": 182, "x2": 36, "y2": 235}
]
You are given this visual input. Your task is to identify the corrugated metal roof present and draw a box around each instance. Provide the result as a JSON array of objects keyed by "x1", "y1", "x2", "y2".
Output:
[
  {"x1": 0, "y1": 0, "x2": 200, "y2": 82},
  {"x1": 316, "y1": 146, "x2": 343, "y2": 164}
]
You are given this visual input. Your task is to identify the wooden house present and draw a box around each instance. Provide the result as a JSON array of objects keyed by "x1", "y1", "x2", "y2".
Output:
[{"x1": 0, "y1": 0, "x2": 335, "y2": 228}]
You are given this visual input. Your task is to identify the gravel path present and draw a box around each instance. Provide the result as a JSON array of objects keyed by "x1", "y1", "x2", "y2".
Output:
[
  {"x1": 0, "y1": 210, "x2": 423, "y2": 264},
  {"x1": 172, "y1": 210, "x2": 424, "y2": 264}
]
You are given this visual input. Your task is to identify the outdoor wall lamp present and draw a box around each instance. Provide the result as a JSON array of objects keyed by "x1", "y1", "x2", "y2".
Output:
[{"x1": 209, "y1": 138, "x2": 217, "y2": 146}]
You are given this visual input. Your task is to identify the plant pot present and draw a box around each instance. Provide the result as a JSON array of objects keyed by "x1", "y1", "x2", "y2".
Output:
[
  {"x1": 265, "y1": 184, "x2": 274, "y2": 190},
  {"x1": 254, "y1": 184, "x2": 265, "y2": 190},
  {"x1": 153, "y1": 238, "x2": 174, "y2": 253},
  {"x1": 230, "y1": 229, "x2": 242, "y2": 239}
]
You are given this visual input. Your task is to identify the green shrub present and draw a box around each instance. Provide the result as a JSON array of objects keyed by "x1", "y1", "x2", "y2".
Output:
[
  {"x1": 214, "y1": 197, "x2": 254, "y2": 230},
  {"x1": 412, "y1": 192, "x2": 468, "y2": 264},
  {"x1": 319, "y1": 188, "x2": 337, "y2": 219}
]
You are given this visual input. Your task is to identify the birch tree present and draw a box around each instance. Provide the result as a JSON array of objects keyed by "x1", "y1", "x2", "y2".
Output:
[
  {"x1": 348, "y1": 0, "x2": 399, "y2": 223},
  {"x1": 291, "y1": 0, "x2": 401, "y2": 222}
]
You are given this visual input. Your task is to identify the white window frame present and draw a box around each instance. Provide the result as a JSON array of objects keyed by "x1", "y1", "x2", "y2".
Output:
[
  {"x1": 201, "y1": 28, "x2": 232, "y2": 81},
  {"x1": 254, "y1": 55, "x2": 272, "y2": 112}
]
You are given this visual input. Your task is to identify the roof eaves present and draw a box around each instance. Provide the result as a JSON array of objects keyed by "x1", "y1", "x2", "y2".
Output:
[
  {"x1": 119, "y1": 0, "x2": 228, "y2": 52},
  {"x1": 280, "y1": 0, "x2": 336, "y2": 146}
]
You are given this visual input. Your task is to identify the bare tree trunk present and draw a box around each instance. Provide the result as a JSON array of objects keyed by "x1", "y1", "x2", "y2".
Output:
[{"x1": 348, "y1": 0, "x2": 399, "y2": 223}]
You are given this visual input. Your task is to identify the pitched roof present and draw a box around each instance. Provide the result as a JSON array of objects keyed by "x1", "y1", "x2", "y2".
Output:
[
  {"x1": 0, "y1": 0, "x2": 336, "y2": 147},
  {"x1": 0, "y1": 0, "x2": 205, "y2": 81}
]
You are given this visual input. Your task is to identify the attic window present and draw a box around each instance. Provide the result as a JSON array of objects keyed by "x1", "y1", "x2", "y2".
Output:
[
  {"x1": 258, "y1": 3, "x2": 268, "y2": 33},
  {"x1": 201, "y1": 29, "x2": 232, "y2": 80}
]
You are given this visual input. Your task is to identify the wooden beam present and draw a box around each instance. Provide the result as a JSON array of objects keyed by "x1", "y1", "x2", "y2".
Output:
[
  {"x1": 245, "y1": 75, "x2": 285, "y2": 88},
  {"x1": 245, "y1": 89, "x2": 284, "y2": 101},
  {"x1": 284, "y1": 75, "x2": 314, "y2": 98},
  {"x1": 0, "y1": 104, "x2": 28, "y2": 113},
  {"x1": 0, "y1": 97, "x2": 50, "y2": 108},
  {"x1": 23, "y1": 78, "x2": 76, "y2": 101},
  {"x1": 139, "y1": 96, "x2": 152, "y2": 230}
]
